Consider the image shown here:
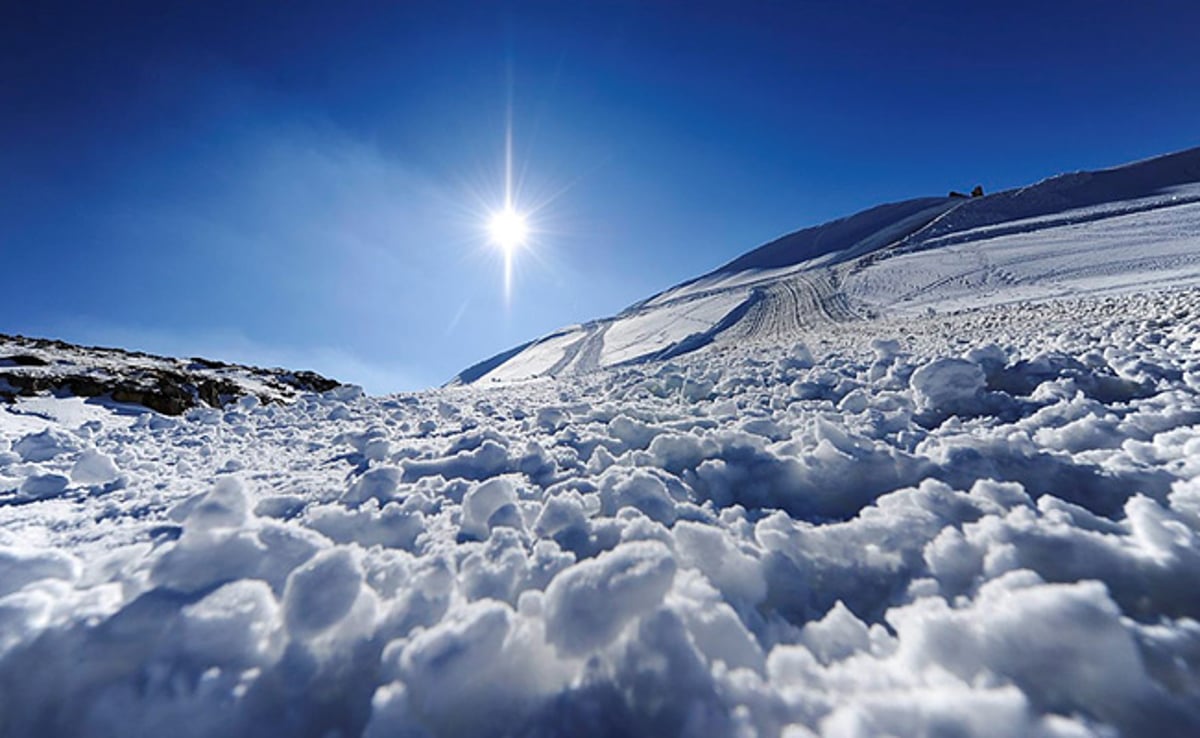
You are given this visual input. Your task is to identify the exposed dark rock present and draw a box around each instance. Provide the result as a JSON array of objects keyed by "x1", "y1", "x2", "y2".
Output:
[
  {"x1": 971, "y1": 185, "x2": 984, "y2": 197},
  {"x1": 197, "y1": 377, "x2": 242, "y2": 408},
  {"x1": 0, "y1": 354, "x2": 50, "y2": 367},
  {"x1": 189, "y1": 356, "x2": 232, "y2": 370},
  {"x1": 285, "y1": 370, "x2": 343, "y2": 394}
]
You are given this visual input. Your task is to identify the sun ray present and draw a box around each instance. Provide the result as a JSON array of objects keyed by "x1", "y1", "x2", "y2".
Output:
[
  {"x1": 505, "y1": 56, "x2": 515, "y2": 211},
  {"x1": 504, "y1": 248, "x2": 513, "y2": 302}
]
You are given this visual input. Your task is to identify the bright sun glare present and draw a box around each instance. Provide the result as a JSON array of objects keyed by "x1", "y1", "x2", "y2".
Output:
[{"x1": 488, "y1": 208, "x2": 528, "y2": 252}]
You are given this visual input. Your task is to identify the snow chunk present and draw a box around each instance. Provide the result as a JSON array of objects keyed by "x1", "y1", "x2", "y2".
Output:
[
  {"x1": 605, "y1": 469, "x2": 677, "y2": 524},
  {"x1": 343, "y1": 466, "x2": 403, "y2": 507},
  {"x1": 910, "y1": 357, "x2": 986, "y2": 415},
  {"x1": 13, "y1": 428, "x2": 79, "y2": 462},
  {"x1": 800, "y1": 600, "x2": 871, "y2": 665},
  {"x1": 401, "y1": 439, "x2": 510, "y2": 482},
  {"x1": 283, "y1": 547, "x2": 364, "y2": 638},
  {"x1": 461, "y1": 477, "x2": 519, "y2": 540},
  {"x1": 18, "y1": 472, "x2": 70, "y2": 500},
  {"x1": 180, "y1": 579, "x2": 284, "y2": 668},
  {"x1": 184, "y1": 477, "x2": 250, "y2": 531},
  {"x1": 70, "y1": 449, "x2": 119, "y2": 486},
  {"x1": 543, "y1": 540, "x2": 677, "y2": 656},
  {"x1": 0, "y1": 546, "x2": 80, "y2": 597},
  {"x1": 783, "y1": 341, "x2": 815, "y2": 370},
  {"x1": 889, "y1": 576, "x2": 1155, "y2": 731},
  {"x1": 673, "y1": 520, "x2": 766, "y2": 605},
  {"x1": 536, "y1": 406, "x2": 569, "y2": 433},
  {"x1": 608, "y1": 414, "x2": 660, "y2": 450}
]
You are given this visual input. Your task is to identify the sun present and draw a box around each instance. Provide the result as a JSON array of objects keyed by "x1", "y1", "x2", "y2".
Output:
[{"x1": 488, "y1": 207, "x2": 528, "y2": 252}]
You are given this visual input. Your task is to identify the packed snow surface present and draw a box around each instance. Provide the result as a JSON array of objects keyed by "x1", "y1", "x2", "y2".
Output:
[
  {"x1": 4, "y1": 148, "x2": 1200, "y2": 737},
  {"x1": 4, "y1": 287, "x2": 1200, "y2": 736}
]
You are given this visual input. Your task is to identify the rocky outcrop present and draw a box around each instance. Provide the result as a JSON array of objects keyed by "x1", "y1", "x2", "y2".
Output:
[{"x1": 1, "y1": 334, "x2": 343, "y2": 415}]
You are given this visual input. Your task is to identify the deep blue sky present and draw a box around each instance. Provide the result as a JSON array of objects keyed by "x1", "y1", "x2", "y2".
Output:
[{"x1": 5, "y1": 1, "x2": 1199, "y2": 392}]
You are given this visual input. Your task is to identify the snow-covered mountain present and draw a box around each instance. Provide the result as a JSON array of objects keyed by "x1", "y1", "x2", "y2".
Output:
[
  {"x1": 456, "y1": 146, "x2": 1200, "y2": 383},
  {"x1": 3, "y1": 147, "x2": 1200, "y2": 738}
]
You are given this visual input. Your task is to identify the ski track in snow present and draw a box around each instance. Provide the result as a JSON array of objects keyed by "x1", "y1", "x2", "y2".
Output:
[{"x1": 4, "y1": 286, "x2": 1200, "y2": 737}]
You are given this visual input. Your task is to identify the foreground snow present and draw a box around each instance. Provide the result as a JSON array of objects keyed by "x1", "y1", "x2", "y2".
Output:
[{"x1": 3, "y1": 287, "x2": 1200, "y2": 736}]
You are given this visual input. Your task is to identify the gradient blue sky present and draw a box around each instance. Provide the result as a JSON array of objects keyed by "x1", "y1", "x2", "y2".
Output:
[{"x1": 5, "y1": 1, "x2": 1199, "y2": 392}]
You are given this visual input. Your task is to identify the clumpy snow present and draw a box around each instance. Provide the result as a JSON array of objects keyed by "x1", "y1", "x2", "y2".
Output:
[{"x1": 3, "y1": 285, "x2": 1200, "y2": 736}]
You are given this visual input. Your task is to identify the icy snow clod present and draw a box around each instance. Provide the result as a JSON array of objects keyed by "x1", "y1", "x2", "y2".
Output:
[
  {"x1": 70, "y1": 448, "x2": 120, "y2": 486},
  {"x1": 0, "y1": 546, "x2": 81, "y2": 597},
  {"x1": 17, "y1": 472, "x2": 70, "y2": 500},
  {"x1": 461, "y1": 477, "x2": 520, "y2": 540},
  {"x1": 283, "y1": 547, "x2": 365, "y2": 637},
  {"x1": 13, "y1": 428, "x2": 79, "y2": 462},
  {"x1": 910, "y1": 357, "x2": 986, "y2": 415},
  {"x1": 180, "y1": 579, "x2": 284, "y2": 667},
  {"x1": 543, "y1": 540, "x2": 677, "y2": 657},
  {"x1": 343, "y1": 466, "x2": 404, "y2": 507},
  {"x1": 185, "y1": 477, "x2": 250, "y2": 531}
]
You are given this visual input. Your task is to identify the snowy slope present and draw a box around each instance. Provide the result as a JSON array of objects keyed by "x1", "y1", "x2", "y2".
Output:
[
  {"x1": 458, "y1": 146, "x2": 1200, "y2": 384},
  {"x1": 4, "y1": 148, "x2": 1200, "y2": 738}
]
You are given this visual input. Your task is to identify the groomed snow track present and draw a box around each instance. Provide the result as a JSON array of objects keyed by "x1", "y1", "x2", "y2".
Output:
[{"x1": 720, "y1": 271, "x2": 860, "y2": 345}]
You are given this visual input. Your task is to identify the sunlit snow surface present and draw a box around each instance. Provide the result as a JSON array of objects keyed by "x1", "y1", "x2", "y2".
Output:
[{"x1": 4, "y1": 286, "x2": 1200, "y2": 736}]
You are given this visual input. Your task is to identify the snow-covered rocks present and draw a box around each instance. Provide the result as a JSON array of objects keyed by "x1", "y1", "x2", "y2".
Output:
[{"x1": 1, "y1": 332, "x2": 343, "y2": 415}]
